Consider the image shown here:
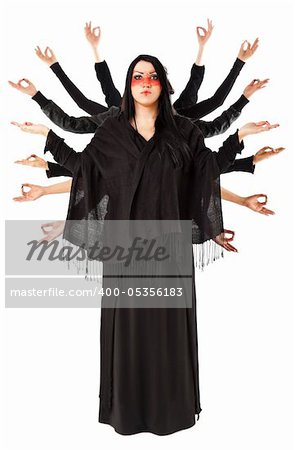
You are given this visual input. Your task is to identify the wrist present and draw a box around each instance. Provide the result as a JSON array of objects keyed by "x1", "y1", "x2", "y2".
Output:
[
  {"x1": 39, "y1": 186, "x2": 48, "y2": 196},
  {"x1": 41, "y1": 127, "x2": 49, "y2": 137},
  {"x1": 238, "y1": 129, "x2": 246, "y2": 142},
  {"x1": 239, "y1": 196, "x2": 247, "y2": 207}
]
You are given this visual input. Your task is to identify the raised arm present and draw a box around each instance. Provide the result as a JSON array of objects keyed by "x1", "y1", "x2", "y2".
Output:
[
  {"x1": 173, "y1": 19, "x2": 213, "y2": 111},
  {"x1": 193, "y1": 78, "x2": 269, "y2": 138},
  {"x1": 35, "y1": 46, "x2": 108, "y2": 115},
  {"x1": 177, "y1": 38, "x2": 259, "y2": 119},
  {"x1": 8, "y1": 79, "x2": 100, "y2": 132},
  {"x1": 84, "y1": 22, "x2": 122, "y2": 107}
]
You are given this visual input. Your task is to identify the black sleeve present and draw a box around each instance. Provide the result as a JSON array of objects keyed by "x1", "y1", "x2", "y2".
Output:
[
  {"x1": 173, "y1": 64, "x2": 205, "y2": 111},
  {"x1": 177, "y1": 58, "x2": 245, "y2": 119},
  {"x1": 94, "y1": 60, "x2": 122, "y2": 107},
  {"x1": 50, "y1": 62, "x2": 108, "y2": 115},
  {"x1": 195, "y1": 95, "x2": 249, "y2": 138},
  {"x1": 214, "y1": 130, "x2": 245, "y2": 173},
  {"x1": 46, "y1": 161, "x2": 73, "y2": 178},
  {"x1": 222, "y1": 155, "x2": 255, "y2": 174},
  {"x1": 32, "y1": 91, "x2": 99, "y2": 134},
  {"x1": 44, "y1": 130, "x2": 81, "y2": 173}
]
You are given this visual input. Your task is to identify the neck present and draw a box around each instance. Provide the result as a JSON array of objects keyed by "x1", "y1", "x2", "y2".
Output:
[{"x1": 133, "y1": 102, "x2": 158, "y2": 124}]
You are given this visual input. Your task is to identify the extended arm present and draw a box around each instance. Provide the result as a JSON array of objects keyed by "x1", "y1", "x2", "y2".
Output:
[
  {"x1": 13, "y1": 180, "x2": 72, "y2": 202},
  {"x1": 173, "y1": 19, "x2": 213, "y2": 110},
  {"x1": 35, "y1": 46, "x2": 108, "y2": 115},
  {"x1": 193, "y1": 78, "x2": 269, "y2": 138},
  {"x1": 209, "y1": 121, "x2": 279, "y2": 174},
  {"x1": 177, "y1": 38, "x2": 259, "y2": 119},
  {"x1": 84, "y1": 22, "x2": 121, "y2": 107},
  {"x1": 221, "y1": 187, "x2": 275, "y2": 215}
]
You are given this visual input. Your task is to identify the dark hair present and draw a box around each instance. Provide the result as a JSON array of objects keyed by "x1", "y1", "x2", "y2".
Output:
[{"x1": 121, "y1": 54, "x2": 192, "y2": 167}]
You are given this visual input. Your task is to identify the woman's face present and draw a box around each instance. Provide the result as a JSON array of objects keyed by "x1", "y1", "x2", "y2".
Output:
[{"x1": 131, "y1": 60, "x2": 162, "y2": 107}]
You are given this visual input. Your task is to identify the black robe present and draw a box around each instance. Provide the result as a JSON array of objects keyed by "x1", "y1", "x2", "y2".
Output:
[{"x1": 43, "y1": 109, "x2": 244, "y2": 435}]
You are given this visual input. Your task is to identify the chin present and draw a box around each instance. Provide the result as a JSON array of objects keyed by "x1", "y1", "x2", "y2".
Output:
[{"x1": 135, "y1": 97, "x2": 159, "y2": 107}]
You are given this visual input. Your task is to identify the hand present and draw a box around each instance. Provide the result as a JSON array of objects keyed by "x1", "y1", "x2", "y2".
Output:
[
  {"x1": 13, "y1": 183, "x2": 46, "y2": 202},
  {"x1": 8, "y1": 78, "x2": 37, "y2": 97},
  {"x1": 243, "y1": 78, "x2": 269, "y2": 99},
  {"x1": 213, "y1": 229, "x2": 238, "y2": 252},
  {"x1": 11, "y1": 121, "x2": 49, "y2": 136},
  {"x1": 35, "y1": 46, "x2": 57, "y2": 66},
  {"x1": 39, "y1": 221, "x2": 65, "y2": 242},
  {"x1": 14, "y1": 154, "x2": 49, "y2": 170},
  {"x1": 253, "y1": 146, "x2": 285, "y2": 164},
  {"x1": 242, "y1": 194, "x2": 275, "y2": 216},
  {"x1": 196, "y1": 18, "x2": 214, "y2": 47},
  {"x1": 84, "y1": 21, "x2": 101, "y2": 48},
  {"x1": 238, "y1": 38, "x2": 259, "y2": 62},
  {"x1": 238, "y1": 121, "x2": 279, "y2": 140}
]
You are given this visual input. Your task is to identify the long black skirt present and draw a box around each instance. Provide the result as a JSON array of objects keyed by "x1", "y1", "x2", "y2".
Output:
[{"x1": 98, "y1": 253, "x2": 202, "y2": 435}]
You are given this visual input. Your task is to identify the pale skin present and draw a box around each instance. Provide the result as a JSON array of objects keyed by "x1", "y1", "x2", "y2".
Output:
[
  {"x1": 11, "y1": 60, "x2": 280, "y2": 251},
  {"x1": 84, "y1": 21, "x2": 103, "y2": 63},
  {"x1": 195, "y1": 18, "x2": 214, "y2": 66}
]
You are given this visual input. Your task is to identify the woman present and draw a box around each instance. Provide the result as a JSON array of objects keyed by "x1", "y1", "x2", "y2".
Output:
[{"x1": 12, "y1": 55, "x2": 278, "y2": 435}]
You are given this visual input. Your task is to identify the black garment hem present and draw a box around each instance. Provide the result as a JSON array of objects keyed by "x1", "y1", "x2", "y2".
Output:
[{"x1": 98, "y1": 414, "x2": 200, "y2": 436}]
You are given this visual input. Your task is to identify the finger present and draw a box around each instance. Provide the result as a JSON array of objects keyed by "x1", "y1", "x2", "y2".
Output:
[
  {"x1": 11, "y1": 121, "x2": 22, "y2": 127},
  {"x1": 8, "y1": 80, "x2": 19, "y2": 88},
  {"x1": 273, "y1": 147, "x2": 285, "y2": 153},
  {"x1": 261, "y1": 207, "x2": 275, "y2": 215},
  {"x1": 13, "y1": 196, "x2": 28, "y2": 202},
  {"x1": 258, "y1": 146, "x2": 274, "y2": 153}
]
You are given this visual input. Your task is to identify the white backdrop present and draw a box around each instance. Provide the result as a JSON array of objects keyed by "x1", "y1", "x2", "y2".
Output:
[{"x1": 1, "y1": 0, "x2": 294, "y2": 449}]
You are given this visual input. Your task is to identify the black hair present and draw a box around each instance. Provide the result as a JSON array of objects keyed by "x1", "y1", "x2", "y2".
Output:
[{"x1": 121, "y1": 54, "x2": 192, "y2": 168}]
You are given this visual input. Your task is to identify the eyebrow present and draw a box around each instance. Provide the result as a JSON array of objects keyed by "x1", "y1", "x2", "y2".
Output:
[{"x1": 133, "y1": 71, "x2": 157, "y2": 74}]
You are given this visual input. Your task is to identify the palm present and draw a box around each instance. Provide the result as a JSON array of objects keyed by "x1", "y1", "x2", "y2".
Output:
[
  {"x1": 13, "y1": 184, "x2": 44, "y2": 202},
  {"x1": 254, "y1": 146, "x2": 285, "y2": 164},
  {"x1": 244, "y1": 195, "x2": 274, "y2": 216},
  {"x1": 14, "y1": 154, "x2": 48, "y2": 169}
]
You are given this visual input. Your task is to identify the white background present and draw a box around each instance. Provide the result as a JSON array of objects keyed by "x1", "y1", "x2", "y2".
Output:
[{"x1": 1, "y1": 0, "x2": 294, "y2": 448}]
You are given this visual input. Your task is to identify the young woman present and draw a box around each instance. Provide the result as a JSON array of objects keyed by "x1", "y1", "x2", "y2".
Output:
[{"x1": 12, "y1": 55, "x2": 278, "y2": 435}]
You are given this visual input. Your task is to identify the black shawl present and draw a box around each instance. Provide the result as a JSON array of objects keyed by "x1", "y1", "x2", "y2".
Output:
[{"x1": 44, "y1": 109, "x2": 244, "y2": 272}]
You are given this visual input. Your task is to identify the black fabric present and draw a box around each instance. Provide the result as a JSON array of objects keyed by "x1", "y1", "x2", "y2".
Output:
[
  {"x1": 176, "y1": 58, "x2": 245, "y2": 119},
  {"x1": 50, "y1": 62, "x2": 108, "y2": 115},
  {"x1": 43, "y1": 110, "x2": 244, "y2": 435},
  {"x1": 32, "y1": 91, "x2": 246, "y2": 140},
  {"x1": 172, "y1": 64, "x2": 205, "y2": 110},
  {"x1": 46, "y1": 161, "x2": 72, "y2": 178},
  {"x1": 94, "y1": 61, "x2": 121, "y2": 108},
  {"x1": 44, "y1": 110, "x2": 244, "y2": 261},
  {"x1": 48, "y1": 58, "x2": 244, "y2": 121}
]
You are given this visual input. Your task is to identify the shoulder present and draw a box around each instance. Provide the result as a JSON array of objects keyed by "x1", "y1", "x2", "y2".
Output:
[
  {"x1": 174, "y1": 113, "x2": 203, "y2": 140},
  {"x1": 90, "y1": 106, "x2": 121, "y2": 127}
]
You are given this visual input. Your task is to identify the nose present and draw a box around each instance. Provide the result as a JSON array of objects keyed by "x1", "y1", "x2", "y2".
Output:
[{"x1": 142, "y1": 76, "x2": 151, "y2": 88}]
